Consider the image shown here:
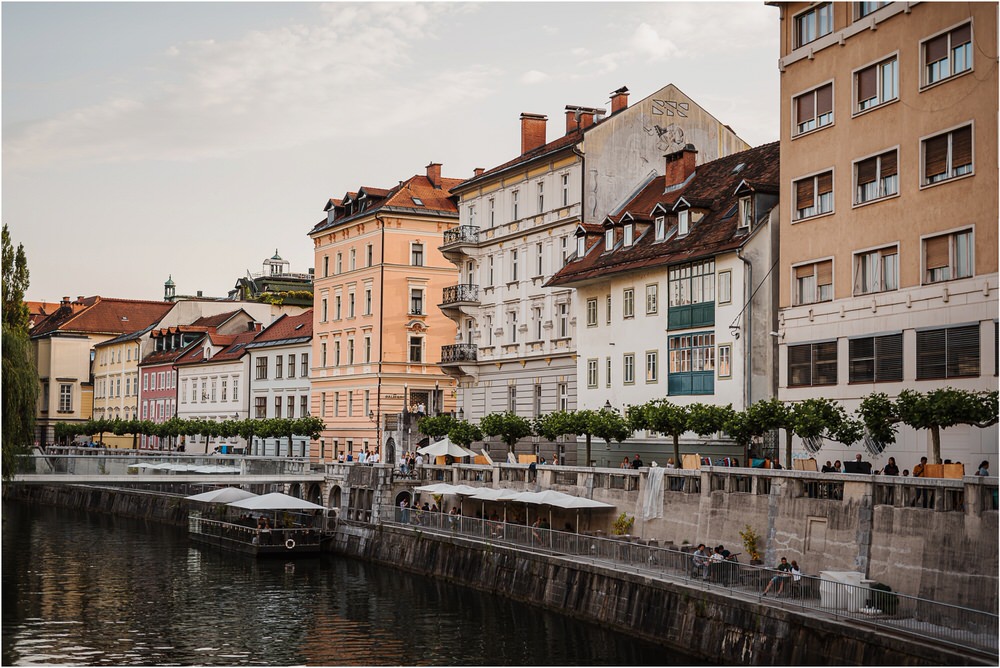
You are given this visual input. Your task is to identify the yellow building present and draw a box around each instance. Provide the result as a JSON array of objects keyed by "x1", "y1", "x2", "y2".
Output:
[
  {"x1": 91, "y1": 328, "x2": 147, "y2": 448},
  {"x1": 772, "y1": 2, "x2": 998, "y2": 465},
  {"x1": 308, "y1": 164, "x2": 460, "y2": 463}
]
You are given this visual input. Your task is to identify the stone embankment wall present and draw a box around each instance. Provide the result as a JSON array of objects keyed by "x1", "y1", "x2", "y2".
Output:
[
  {"x1": 333, "y1": 522, "x2": 985, "y2": 666},
  {"x1": 2, "y1": 484, "x2": 189, "y2": 526}
]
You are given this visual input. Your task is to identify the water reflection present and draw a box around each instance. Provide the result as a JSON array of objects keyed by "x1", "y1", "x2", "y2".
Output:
[{"x1": 3, "y1": 501, "x2": 692, "y2": 665}]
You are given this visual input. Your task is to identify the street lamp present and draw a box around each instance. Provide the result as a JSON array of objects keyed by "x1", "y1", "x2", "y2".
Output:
[{"x1": 458, "y1": 407, "x2": 464, "y2": 421}]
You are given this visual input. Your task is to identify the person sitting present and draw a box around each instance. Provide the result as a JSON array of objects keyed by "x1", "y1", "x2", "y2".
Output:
[
  {"x1": 882, "y1": 457, "x2": 899, "y2": 476},
  {"x1": 763, "y1": 557, "x2": 792, "y2": 596},
  {"x1": 709, "y1": 546, "x2": 725, "y2": 581},
  {"x1": 692, "y1": 544, "x2": 709, "y2": 579}
]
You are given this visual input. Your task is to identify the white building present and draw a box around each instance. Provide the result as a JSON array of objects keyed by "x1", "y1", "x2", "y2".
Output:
[
  {"x1": 244, "y1": 310, "x2": 313, "y2": 457},
  {"x1": 549, "y1": 142, "x2": 780, "y2": 466}
]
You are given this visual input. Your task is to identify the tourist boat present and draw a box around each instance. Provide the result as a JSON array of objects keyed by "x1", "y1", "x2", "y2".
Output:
[{"x1": 186, "y1": 490, "x2": 331, "y2": 558}]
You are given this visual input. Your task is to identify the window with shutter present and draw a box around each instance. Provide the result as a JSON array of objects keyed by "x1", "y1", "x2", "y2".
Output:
[
  {"x1": 850, "y1": 334, "x2": 903, "y2": 383},
  {"x1": 788, "y1": 341, "x2": 837, "y2": 387},
  {"x1": 793, "y1": 83, "x2": 834, "y2": 135},
  {"x1": 794, "y1": 260, "x2": 833, "y2": 305},
  {"x1": 794, "y1": 171, "x2": 833, "y2": 219},
  {"x1": 788, "y1": 344, "x2": 813, "y2": 387},
  {"x1": 924, "y1": 22, "x2": 973, "y2": 85},
  {"x1": 923, "y1": 125, "x2": 973, "y2": 185},
  {"x1": 925, "y1": 229, "x2": 973, "y2": 283},
  {"x1": 917, "y1": 325, "x2": 979, "y2": 379}
]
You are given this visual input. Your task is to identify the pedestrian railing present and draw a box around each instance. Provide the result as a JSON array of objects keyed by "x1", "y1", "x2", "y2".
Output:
[{"x1": 380, "y1": 505, "x2": 998, "y2": 656}]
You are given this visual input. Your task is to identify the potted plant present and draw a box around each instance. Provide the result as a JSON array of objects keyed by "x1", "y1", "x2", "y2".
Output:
[
  {"x1": 739, "y1": 524, "x2": 762, "y2": 564},
  {"x1": 612, "y1": 512, "x2": 635, "y2": 536}
]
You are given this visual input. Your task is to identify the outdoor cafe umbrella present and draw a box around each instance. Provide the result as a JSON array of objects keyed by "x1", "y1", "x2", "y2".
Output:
[
  {"x1": 227, "y1": 492, "x2": 325, "y2": 511},
  {"x1": 417, "y1": 437, "x2": 478, "y2": 460},
  {"x1": 185, "y1": 488, "x2": 259, "y2": 504}
]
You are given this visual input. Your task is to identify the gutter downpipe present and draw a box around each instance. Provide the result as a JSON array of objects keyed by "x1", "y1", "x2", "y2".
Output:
[
  {"x1": 737, "y1": 245, "x2": 752, "y2": 464},
  {"x1": 375, "y1": 212, "x2": 386, "y2": 463}
]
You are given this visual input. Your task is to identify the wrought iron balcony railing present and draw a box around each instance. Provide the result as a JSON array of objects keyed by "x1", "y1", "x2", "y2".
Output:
[
  {"x1": 441, "y1": 283, "x2": 480, "y2": 305},
  {"x1": 441, "y1": 343, "x2": 478, "y2": 363},
  {"x1": 442, "y1": 225, "x2": 480, "y2": 245}
]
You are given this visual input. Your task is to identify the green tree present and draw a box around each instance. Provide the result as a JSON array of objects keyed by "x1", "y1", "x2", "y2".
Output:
[
  {"x1": 725, "y1": 398, "x2": 788, "y2": 464},
  {"x1": 857, "y1": 392, "x2": 899, "y2": 452},
  {"x1": 418, "y1": 414, "x2": 456, "y2": 440},
  {"x1": 480, "y1": 411, "x2": 533, "y2": 455},
  {"x1": 2, "y1": 224, "x2": 37, "y2": 477},
  {"x1": 628, "y1": 400, "x2": 688, "y2": 466},
  {"x1": 447, "y1": 420, "x2": 483, "y2": 448},
  {"x1": 588, "y1": 408, "x2": 632, "y2": 457},
  {"x1": 896, "y1": 388, "x2": 999, "y2": 463}
]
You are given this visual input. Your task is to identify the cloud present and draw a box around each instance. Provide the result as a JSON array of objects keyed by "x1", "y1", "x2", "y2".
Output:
[
  {"x1": 4, "y1": 3, "x2": 494, "y2": 169},
  {"x1": 632, "y1": 23, "x2": 679, "y2": 61},
  {"x1": 520, "y1": 70, "x2": 550, "y2": 85}
]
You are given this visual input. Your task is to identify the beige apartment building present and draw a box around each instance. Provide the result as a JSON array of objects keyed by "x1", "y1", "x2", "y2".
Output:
[
  {"x1": 773, "y1": 2, "x2": 998, "y2": 466},
  {"x1": 309, "y1": 164, "x2": 460, "y2": 464}
]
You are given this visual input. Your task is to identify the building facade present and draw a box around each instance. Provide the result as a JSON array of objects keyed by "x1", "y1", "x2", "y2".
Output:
[
  {"x1": 550, "y1": 143, "x2": 780, "y2": 466},
  {"x1": 773, "y1": 2, "x2": 999, "y2": 466},
  {"x1": 245, "y1": 310, "x2": 313, "y2": 457},
  {"x1": 441, "y1": 85, "x2": 752, "y2": 463},
  {"x1": 309, "y1": 164, "x2": 461, "y2": 463},
  {"x1": 92, "y1": 326, "x2": 149, "y2": 449}
]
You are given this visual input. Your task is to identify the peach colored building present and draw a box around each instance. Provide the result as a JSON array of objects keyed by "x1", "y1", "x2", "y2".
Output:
[
  {"x1": 772, "y1": 2, "x2": 998, "y2": 466},
  {"x1": 308, "y1": 164, "x2": 460, "y2": 463}
]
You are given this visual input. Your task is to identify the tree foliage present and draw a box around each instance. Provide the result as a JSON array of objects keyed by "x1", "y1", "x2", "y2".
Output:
[
  {"x1": 895, "y1": 388, "x2": 999, "y2": 463},
  {"x1": 628, "y1": 400, "x2": 688, "y2": 465},
  {"x1": 448, "y1": 420, "x2": 483, "y2": 448},
  {"x1": 479, "y1": 411, "x2": 533, "y2": 453},
  {"x1": 2, "y1": 225, "x2": 36, "y2": 478},
  {"x1": 418, "y1": 414, "x2": 457, "y2": 440}
]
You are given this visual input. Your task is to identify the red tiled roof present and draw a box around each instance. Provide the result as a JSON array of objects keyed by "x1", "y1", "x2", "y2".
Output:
[
  {"x1": 188, "y1": 310, "x2": 243, "y2": 329},
  {"x1": 548, "y1": 141, "x2": 779, "y2": 287},
  {"x1": 31, "y1": 296, "x2": 172, "y2": 338},
  {"x1": 252, "y1": 310, "x2": 313, "y2": 344},
  {"x1": 140, "y1": 335, "x2": 206, "y2": 366},
  {"x1": 206, "y1": 330, "x2": 257, "y2": 362}
]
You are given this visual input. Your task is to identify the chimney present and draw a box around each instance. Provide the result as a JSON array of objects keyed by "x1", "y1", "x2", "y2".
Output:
[
  {"x1": 247, "y1": 321, "x2": 256, "y2": 332},
  {"x1": 564, "y1": 106, "x2": 604, "y2": 134},
  {"x1": 473, "y1": 167, "x2": 484, "y2": 178},
  {"x1": 76, "y1": 295, "x2": 85, "y2": 302},
  {"x1": 610, "y1": 86, "x2": 629, "y2": 114},
  {"x1": 664, "y1": 144, "x2": 698, "y2": 187},
  {"x1": 61, "y1": 296, "x2": 70, "y2": 307},
  {"x1": 196, "y1": 290, "x2": 203, "y2": 297},
  {"x1": 520, "y1": 113, "x2": 547, "y2": 155},
  {"x1": 426, "y1": 162, "x2": 442, "y2": 188}
]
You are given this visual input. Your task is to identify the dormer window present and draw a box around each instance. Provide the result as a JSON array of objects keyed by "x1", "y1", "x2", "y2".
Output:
[
  {"x1": 623, "y1": 224, "x2": 634, "y2": 247},
  {"x1": 577, "y1": 235, "x2": 586, "y2": 258},
  {"x1": 678, "y1": 210, "x2": 690, "y2": 237},
  {"x1": 739, "y1": 196, "x2": 753, "y2": 229},
  {"x1": 605, "y1": 228, "x2": 615, "y2": 251},
  {"x1": 412, "y1": 197, "x2": 424, "y2": 207},
  {"x1": 327, "y1": 210, "x2": 336, "y2": 224},
  {"x1": 655, "y1": 216, "x2": 666, "y2": 241}
]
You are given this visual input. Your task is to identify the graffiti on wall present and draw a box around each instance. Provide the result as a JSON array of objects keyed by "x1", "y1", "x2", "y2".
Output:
[{"x1": 645, "y1": 98, "x2": 690, "y2": 152}]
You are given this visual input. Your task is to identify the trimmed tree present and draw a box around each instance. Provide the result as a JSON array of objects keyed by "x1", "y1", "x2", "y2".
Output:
[
  {"x1": 627, "y1": 400, "x2": 688, "y2": 466},
  {"x1": 447, "y1": 420, "x2": 483, "y2": 449},
  {"x1": 417, "y1": 414, "x2": 457, "y2": 441},
  {"x1": 480, "y1": 411, "x2": 533, "y2": 455},
  {"x1": 895, "y1": 388, "x2": 999, "y2": 464},
  {"x1": 725, "y1": 398, "x2": 788, "y2": 465},
  {"x1": 533, "y1": 410, "x2": 580, "y2": 461}
]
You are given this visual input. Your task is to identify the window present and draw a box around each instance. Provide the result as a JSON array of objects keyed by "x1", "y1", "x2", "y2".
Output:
[
  {"x1": 364, "y1": 336, "x2": 372, "y2": 363},
  {"x1": 646, "y1": 351, "x2": 658, "y2": 383},
  {"x1": 512, "y1": 190, "x2": 519, "y2": 220},
  {"x1": 793, "y1": 171, "x2": 834, "y2": 220},
  {"x1": 924, "y1": 229, "x2": 973, "y2": 283},
  {"x1": 364, "y1": 287, "x2": 372, "y2": 315},
  {"x1": 855, "y1": 56, "x2": 898, "y2": 112},
  {"x1": 623, "y1": 223, "x2": 634, "y2": 247},
  {"x1": 348, "y1": 292, "x2": 355, "y2": 318},
  {"x1": 488, "y1": 198, "x2": 495, "y2": 227},
  {"x1": 347, "y1": 338, "x2": 355, "y2": 365},
  {"x1": 409, "y1": 336, "x2": 423, "y2": 363},
  {"x1": 605, "y1": 227, "x2": 614, "y2": 251},
  {"x1": 274, "y1": 396, "x2": 282, "y2": 419},
  {"x1": 59, "y1": 384, "x2": 73, "y2": 412},
  {"x1": 561, "y1": 237, "x2": 568, "y2": 266},
  {"x1": 336, "y1": 252, "x2": 343, "y2": 274},
  {"x1": 534, "y1": 307, "x2": 543, "y2": 341},
  {"x1": 718, "y1": 344, "x2": 732, "y2": 378},
  {"x1": 288, "y1": 354, "x2": 296, "y2": 378},
  {"x1": 923, "y1": 23, "x2": 973, "y2": 86},
  {"x1": 794, "y1": 2, "x2": 833, "y2": 48},
  {"x1": 606, "y1": 357, "x2": 612, "y2": 387},
  {"x1": 606, "y1": 295, "x2": 612, "y2": 324},
  {"x1": 508, "y1": 385, "x2": 517, "y2": 413},
  {"x1": 668, "y1": 332, "x2": 715, "y2": 395},
  {"x1": 335, "y1": 295, "x2": 342, "y2": 320},
  {"x1": 364, "y1": 389, "x2": 370, "y2": 416},
  {"x1": 232, "y1": 376, "x2": 238, "y2": 401},
  {"x1": 849, "y1": 334, "x2": 903, "y2": 383},
  {"x1": 143, "y1": 373, "x2": 148, "y2": 390},
  {"x1": 668, "y1": 259, "x2": 716, "y2": 329},
  {"x1": 739, "y1": 196, "x2": 753, "y2": 229},
  {"x1": 558, "y1": 383, "x2": 568, "y2": 411},
  {"x1": 854, "y1": 246, "x2": 898, "y2": 295},
  {"x1": 221, "y1": 379, "x2": 228, "y2": 402},
  {"x1": 411, "y1": 243, "x2": 424, "y2": 266},
  {"x1": 623, "y1": 288, "x2": 635, "y2": 318},
  {"x1": 366, "y1": 244, "x2": 374, "y2": 267},
  {"x1": 587, "y1": 359, "x2": 598, "y2": 388},
  {"x1": 793, "y1": 84, "x2": 833, "y2": 135},
  {"x1": 410, "y1": 288, "x2": 424, "y2": 315},
  {"x1": 788, "y1": 341, "x2": 838, "y2": 387},
  {"x1": 855, "y1": 1, "x2": 888, "y2": 19},
  {"x1": 623, "y1": 353, "x2": 635, "y2": 384},
  {"x1": 320, "y1": 392, "x2": 326, "y2": 417},
  {"x1": 511, "y1": 250, "x2": 519, "y2": 281},
  {"x1": 677, "y1": 209, "x2": 690, "y2": 237},
  {"x1": 301, "y1": 395, "x2": 309, "y2": 417},
  {"x1": 558, "y1": 303, "x2": 568, "y2": 338},
  {"x1": 334, "y1": 392, "x2": 340, "y2": 417},
  {"x1": 646, "y1": 284, "x2": 658, "y2": 315},
  {"x1": 561, "y1": 174, "x2": 569, "y2": 206},
  {"x1": 718, "y1": 271, "x2": 732, "y2": 304},
  {"x1": 533, "y1": 384, "x2": 542, "y2": 417},
  {"x1": 922, "y1": 125, "x2": 973, "y2": 185},
  {"x1": 485, "y1": 314, "x2": 493, "y2": 346},
  {"x1": 917, "y1": 325, "x2": 979, "y2": 379},
  {"x1": 586, "y1": 298, "x2": 598, "y2": 326},
  {"x1": 854, "y1": 149, "x2": 898, "y2": 203},
  {"x1": 334, "y1": 340, "x2": 341, "y2": 366},
  {"x1": 536, "y1": 242, "x2": 543, "y2": 276},
  {"x1": 655, "y1": 216, "x2": 666, "y2": 241},
  {"x1": 287, "y1": 396, "x2": 296, "y2": 419},
  {"x1": 275, "y1": 355, "x2": 283, "y2": 379},
  {"x1": 576, "y1": 235, "x2": 586, "y2": 258},
  {"x1": 320, "y1": 342, "x2": 327, "y2": 367},
  {"x1": 468, "y1": 204, "x2": 476, "y2": 226},
  {"x1": 256, "y1": 357, "x2": 268, "y2": 380},
  {"x1": 349, "y1": 248, "x2": 356, "y2": 271},
  {"x1": 301, "y1": 354, "x2": 308, "y2": 377},
  {"x1": 794, "y1": 260, "x2": 833, "y2": 305},
  {"x1": 509, "y1": 311, "x2": 518, "y2": 344},
  {"x1": 537, "y1": 181, "x2": 544, "y2": 213}
]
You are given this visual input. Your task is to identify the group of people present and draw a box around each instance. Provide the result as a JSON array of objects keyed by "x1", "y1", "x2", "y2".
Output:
[
  {"x1": 336, "y1": 449, "x2": 381, "y2": 464},
  {"x1": 691, "y1": 543, "x2": 740, "y2": 583},
  {"x1": 762, "y1": 556, "x2": 802, "y2": 596},
  {"x1": 621, "y1": 454, "x2": 644, "y2": 469},
  {"x1": 820, "y1": 455, "x2": 992, "y2": 478},
  {"x1": 399, "y1": 451, "x2": 424, "y2": 475}
]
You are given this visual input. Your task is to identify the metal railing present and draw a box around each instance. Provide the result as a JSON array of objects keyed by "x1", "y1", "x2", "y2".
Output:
[
  {"x1": 442, "y1": 225, "x2": 480, "y2": 245},
  {"x1": 379, "y1": 506, "x2": 998, "y2": 656},
  {"x1": 441, "y1": 343, "x2": 478, "y2": 363},
  {"x1": 17, "y1": 451, "x2": 314, "y2": 478},
  {"x1": 441, "y1": 283, "x2": 480, "y2": 305},
  {"x1": 189, "y1": 515, "x2": 324, "y2": 547}
]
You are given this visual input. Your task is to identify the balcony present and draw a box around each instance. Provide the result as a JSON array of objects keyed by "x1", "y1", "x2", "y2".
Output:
[
  {"x1": 441, "y1": 283, "x2": 480, "y2": 306},
  {"x1": 441, "y1": 344, "x2": 478, "y2": 364},
  {"x1": 443, "y1": 225, "x2": 480, "y2": 246}
]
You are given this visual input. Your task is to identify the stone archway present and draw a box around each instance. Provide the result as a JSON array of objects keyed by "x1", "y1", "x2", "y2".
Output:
[
  {"x1": 306, "y1": 483, "x2": 322, "y2": 506},
  {"x1": 289, "y1": 483, "x2": 302, "y2": 499},
  {"x1": 385, "y1": 437, "x2": 396, "y2": 466},
  {"x1": 328, "y1": 485, "x2": 342, "y2": 511}
]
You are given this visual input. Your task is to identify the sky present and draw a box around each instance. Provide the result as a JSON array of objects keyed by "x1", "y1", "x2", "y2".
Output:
[{"x1": 3, "y1": 1, "x2": 780, "y2": 303}]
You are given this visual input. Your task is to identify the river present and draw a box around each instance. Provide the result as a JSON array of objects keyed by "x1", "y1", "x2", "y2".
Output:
[{"x1": 2, "y1": 501, "x2": 694, "y2": 666}]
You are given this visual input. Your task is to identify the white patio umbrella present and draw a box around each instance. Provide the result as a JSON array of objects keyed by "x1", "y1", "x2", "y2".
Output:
[
  {"x1": 227, "y1": 492, "x2": 325, "y2": 511},
  {"x1": 417, "y1": 437, "x2": 478, "y2": 460},
  {"x1": 185, "y1": 488, "x2": 259, "y2": 504},
  {"x1": 414, "y1": 483, "x2": 457, "y2": 495}
]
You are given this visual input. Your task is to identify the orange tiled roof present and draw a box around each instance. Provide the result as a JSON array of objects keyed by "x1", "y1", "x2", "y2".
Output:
[
  {"x1": 252, "y1": 310, "x2": 313, "y2": 344},
  {"x1": 31, "y1": 296, "x2": 172, "y2": 338}
]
